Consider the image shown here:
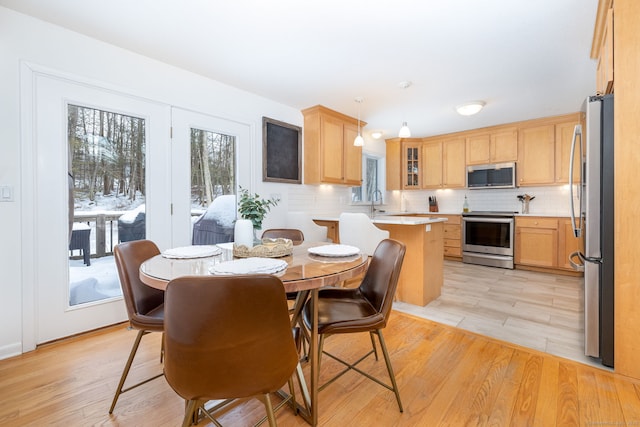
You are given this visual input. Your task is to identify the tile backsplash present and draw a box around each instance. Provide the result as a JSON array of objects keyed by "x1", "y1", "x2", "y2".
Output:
[{"x1": 283, "y1": 184, "x2": 575, "y2": 218}]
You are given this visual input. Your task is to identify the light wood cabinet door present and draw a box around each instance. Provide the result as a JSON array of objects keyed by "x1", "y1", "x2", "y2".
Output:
[
  {"x1": 518, "y1": 125, "x2": 556, "y2": 185},
  {"x1": 466, "y1": 134, "x2": 491, "y2": 165},
  {"x1": 491, "y1": 128, "x2": 518, "y2": 163},
  {"x1": 558, "y1": 218, "x2": 582, "y2": 270},
  {"x1": 302, "y1": 105, "x2": 363, "y2": 185},
  {"x1": 320, "y1": 115, "x2": 345, "y2": 184},
  {"x1": 555, "y1": 119, "x2": 583, "y2": 184},
  {"x1": 343, "y1": 123, "x2": 362, "y2": 185},
  {"x1": 385, "y1": 139, "x2": 401, "y2": 190},
  {"x1": 596, "y1": 7, "x2": 614, "y2": 95},
  {"x1": 443, "y1": 137, "x2": 466, "y2": 188},
  {"x1": 422, "y1": 141, "x2": 443, "y2": 188},
  {"x1": 403, "y1": 142, "x2": 422, "y2": 189},
  {"x1": 515, "y1": 217, "x2": 559, "y2": 268}
]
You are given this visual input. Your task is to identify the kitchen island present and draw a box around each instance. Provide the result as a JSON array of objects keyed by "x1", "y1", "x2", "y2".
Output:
[{"x1": 313, "y1": 215, "x2": 447, "y2": 306}]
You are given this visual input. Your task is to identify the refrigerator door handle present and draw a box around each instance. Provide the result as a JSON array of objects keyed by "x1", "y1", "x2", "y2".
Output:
[
  {"x1": 569, "y1": 124, "x2": 584, "y2": 238},
  {"x1": 568, "y1": 251, "x2": 585, "y2": 272}
]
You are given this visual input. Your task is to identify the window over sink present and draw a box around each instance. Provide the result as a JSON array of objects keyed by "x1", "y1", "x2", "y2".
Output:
[{"x1": 351, "y1": 154, "x2": 385, "y2": 203}]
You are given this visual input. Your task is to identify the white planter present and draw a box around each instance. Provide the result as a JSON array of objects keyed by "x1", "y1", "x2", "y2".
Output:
[{"x1": 234, "y1": 219, "x2": 255, "y2": 248}]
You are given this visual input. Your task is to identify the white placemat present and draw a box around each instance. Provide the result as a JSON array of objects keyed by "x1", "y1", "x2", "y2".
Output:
[
  {"x1": 307, "y1": 244, "x2": 360, "y2": 257},
  {"x1": 209, "y1": 257, "x2": 288, "y2": 275},
  {"x1": 162, "y1": 245, "x2": 222, "y2": 259}
]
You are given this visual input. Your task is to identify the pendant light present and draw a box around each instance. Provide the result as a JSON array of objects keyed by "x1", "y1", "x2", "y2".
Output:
[
  {"x1": 354, "y1": 97, "x2": 364, "y2": 147},
  {"x1": 398, "y1": 81, "x2": 412, "y2": 138}
]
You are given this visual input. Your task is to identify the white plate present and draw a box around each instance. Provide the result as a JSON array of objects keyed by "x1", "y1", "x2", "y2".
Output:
[
  {"x1": 162, "y1": 245, "x2": 222, "y2": 259},
  {"x1": 209, "y1": 257, "x2": 288, "y2": 275},
  {"x1": 307, "y1": 244, "x2": 360, "y2": 257}
]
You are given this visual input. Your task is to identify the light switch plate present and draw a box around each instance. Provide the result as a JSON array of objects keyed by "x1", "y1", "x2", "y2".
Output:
[
  {"x1": 425, "y1": 224, "x2": 431, "y2": 232},
  {"x1": 0, "y1": 186, "x2": 14, "y2": 202}
]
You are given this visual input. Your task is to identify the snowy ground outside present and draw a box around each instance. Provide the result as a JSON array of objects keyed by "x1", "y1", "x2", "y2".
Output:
[{"x1": 69, "y1": 256, "x2": 122, "y2": 306}]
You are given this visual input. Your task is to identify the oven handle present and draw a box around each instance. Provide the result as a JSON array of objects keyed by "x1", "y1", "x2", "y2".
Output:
[{"x1": 462, "y1": 217, "x2": 514, "y2": 224}]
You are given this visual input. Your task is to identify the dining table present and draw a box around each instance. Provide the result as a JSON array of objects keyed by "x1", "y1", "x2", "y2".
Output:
[{"x1": 139, "y1": 241, "x2": 369, "y2": 426}]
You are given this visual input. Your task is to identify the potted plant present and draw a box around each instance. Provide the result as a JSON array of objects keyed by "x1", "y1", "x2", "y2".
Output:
[{"x1": 235, "y1": 187, "x2": 279, "y2": 246}]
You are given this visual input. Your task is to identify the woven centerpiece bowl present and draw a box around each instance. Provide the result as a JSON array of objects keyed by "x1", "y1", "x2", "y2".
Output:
[{"x1": 233, "y1": 238, "x2": 293, "y2": 258}]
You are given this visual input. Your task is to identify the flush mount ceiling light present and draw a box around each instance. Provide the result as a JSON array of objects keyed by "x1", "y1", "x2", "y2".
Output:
[
  {"x1": 354, "y1": 97, "x2": 364, "y2": 147},
  {"x1": 398, "y1": 81, "x2": 412, "y2": 138},
  {"x1": 456, "y1": 101, "x2": 486, "y2": 116},
  {"x1": 370, "y1": 131, "x2": 383, "y2": 139}
]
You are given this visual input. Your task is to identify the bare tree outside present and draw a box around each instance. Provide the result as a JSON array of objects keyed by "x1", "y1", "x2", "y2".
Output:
[{"x1": 190, "y1": 128, "x2": 236, "y2": 207}]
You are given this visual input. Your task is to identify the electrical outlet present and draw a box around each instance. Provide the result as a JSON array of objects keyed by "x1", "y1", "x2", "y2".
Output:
[{"x1": 0, "y1": 186, "x2": 14, "y2": 202}]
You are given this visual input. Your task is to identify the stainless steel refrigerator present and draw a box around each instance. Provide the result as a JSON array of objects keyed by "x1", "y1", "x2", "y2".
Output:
[{"x1": 569, "y1": 94, "x2": 614, "y2": 368}]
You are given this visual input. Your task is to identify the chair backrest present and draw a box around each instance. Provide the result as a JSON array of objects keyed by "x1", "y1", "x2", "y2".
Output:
[
  {"x1": 359, "y1": 239, "x2": 406, "y2": 325},
  {"x1": 113, "y1": 240, "x2": 164, "y2": 326},
  {"x1": 261, "y1": 228, "x2": 305, "y2": 245},
  {"x1": 163, "y1": 275, "x2": 299, "y2": 400},
  {"x1": 286, "y1": 212, "x2": 328, "y2": 242},
  {"x1": 338, "y1": 212, "x2": 390, "y2": 256}
]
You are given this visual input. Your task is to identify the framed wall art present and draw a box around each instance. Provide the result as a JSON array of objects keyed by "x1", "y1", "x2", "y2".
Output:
[{"x1": 262, "y1": 116, "x2": 301, "y2": 184}]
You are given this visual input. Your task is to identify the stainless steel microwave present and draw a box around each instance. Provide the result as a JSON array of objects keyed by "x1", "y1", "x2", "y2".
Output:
[{"x1": 466, "y1": 162, "x2": 516, "y2": 189}]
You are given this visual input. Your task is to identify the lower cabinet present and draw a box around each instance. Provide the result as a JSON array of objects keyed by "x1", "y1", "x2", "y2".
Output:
[
  {"x1": 515, "y1": 216, "x2": 581, "y2": 272},
  {"x1": 420, "y1": 214, "x2": 462, "y2": 259}
]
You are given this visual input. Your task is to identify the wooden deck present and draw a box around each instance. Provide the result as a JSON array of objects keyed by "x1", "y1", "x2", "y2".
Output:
[{"x1": 1, "y1": 311, "x2": 639, "y2": 426}]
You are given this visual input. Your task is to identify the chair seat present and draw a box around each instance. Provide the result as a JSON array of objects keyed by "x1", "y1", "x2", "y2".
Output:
[
  {"x1": 303, "y1": 288, "x2": 385, "y2": 335},
  {"x1": 130, "y1": 304, "x2": 164, "y2": 332}
]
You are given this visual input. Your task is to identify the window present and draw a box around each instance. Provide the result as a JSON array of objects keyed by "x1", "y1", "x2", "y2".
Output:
[
  {"x1": 190, "y1": 128, "x2": 236, "y2": 208},
  {"x1": 351, "y1": 154, "x2": 383, "y2": 203}
]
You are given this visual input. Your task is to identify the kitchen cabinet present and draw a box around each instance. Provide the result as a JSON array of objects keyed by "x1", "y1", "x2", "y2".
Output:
[
  {"x1": 302, "y1": 105, "x2": 363, "y2": 186},
  {"x1": 422, "y1": 141, "x2": 442, "y2": 188},
  {"x1": 442, "y1": 137, "x2": 466, "y2": 188},
  {"x1": 313, "y1": 219, "x2": 339, "y2": 243},
  {"x1": 595, "y1": 5, "x2": 614, "y2": 95},
  {"x1": 515, "y1": 217, "x2": 558, "y2": 268},
  {"x1": 558, "y1": 218, "x2": 582, "y2": 270},
  {"x1": 555, "y1": 115, "x2": 585, "y2": 184},
  {"x1": 421, "y1": 137, "x2": 465, "y2": 189},
  {"x1": 515, "y1": 216, "x2": 581, "y2": 272},
  {"x1": 517, "y1": 125, "x2": 556, "y2": 185},
  {"x1": 466, "y1": 128, "x2": 517, "y2": 165},
  {"x1": 419, "y1": 214, "x2": 462, "y2": 259},
  {"x1": 385, "y1": 138, "x2": 424, "y2": 190}
]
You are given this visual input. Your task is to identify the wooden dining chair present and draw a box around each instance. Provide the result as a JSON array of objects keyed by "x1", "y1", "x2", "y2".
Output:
[
  {"x1": 302, "y1": 238, "x2": 406, "y2": 412},
  {"x1": 110, "y1": 239, "x2": 165, "y2": 414},
  {"x1": 164, "y1": 274, "x2": 310, "y2": 427}
]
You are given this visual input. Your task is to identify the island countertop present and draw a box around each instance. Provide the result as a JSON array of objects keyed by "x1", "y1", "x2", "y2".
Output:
[{"x1": 312, "y1": 215, "x2": 448, "y2": 225}]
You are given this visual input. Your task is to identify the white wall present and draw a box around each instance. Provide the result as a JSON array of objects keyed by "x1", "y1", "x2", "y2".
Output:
[{"x1": 0, "y1": 7, "x2": 374, "y2": 359}]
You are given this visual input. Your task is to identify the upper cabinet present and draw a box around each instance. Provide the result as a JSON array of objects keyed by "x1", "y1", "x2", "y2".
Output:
[
  {"x1": 387, "y1": 137, "x2": 465, "y2": 190},
  {"x1": 593, "y1": 3, "x2": 614, "y2": 95},
  {"x1": 302, "y1": 105, "x2": 363, "y2": 186},
  {"x1": 386, "y1": 112, "x2": 584, "y2": 190},
  {"x1": 466, "y1": 128, "x2": 517, "y2": 165},
  {"x1": 517, "y1": 113, "x2": 584, "y2": 186}
]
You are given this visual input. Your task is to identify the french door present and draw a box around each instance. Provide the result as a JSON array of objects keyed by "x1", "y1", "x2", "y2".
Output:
[
  {"x1": 170, "y1": 107, "x2": 252, "y2": 247},
  {"x1": 25, "y1": 71, "x2": 171, "y2": 345}
]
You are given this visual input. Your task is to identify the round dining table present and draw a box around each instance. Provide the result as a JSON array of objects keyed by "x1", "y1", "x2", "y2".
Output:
[{"x1": 139, "y1": 241, "x2": 368, "y2": 426}]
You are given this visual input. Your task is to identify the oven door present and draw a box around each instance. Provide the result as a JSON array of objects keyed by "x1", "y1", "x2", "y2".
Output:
[{"x1": 462, "y1": 216, "x2": 514, "y2": 256}]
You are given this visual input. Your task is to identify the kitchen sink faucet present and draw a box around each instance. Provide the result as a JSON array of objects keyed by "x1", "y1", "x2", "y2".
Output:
[{"x1": 370, "y1": 189, "x2": 383, "y2": 217}]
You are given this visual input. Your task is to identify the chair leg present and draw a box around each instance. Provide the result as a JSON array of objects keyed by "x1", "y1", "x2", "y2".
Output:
[
  {"x1": 109, "y1": 329, "x2": 163, "y2": 414},
  {"x1": 109, "y1": 329, "x2": 144, "y2": 413},
  {"x1": 262, "y1": 393, "x2": 277, "y2": 427},
  {"x1": 375, "y1": 330, "x2": 403, "y2": 412},
  {"x1": 294, "y1": 362, "x2": 311, "y2": 413},
  {"x1": 160, "y1": 332, "x2": 165, "y2": 363},
  {"x1": 369, "y1": 331, "x2": 378, "y2": 361},
  {"x1": 181, "y1": 399, "x2": 199, "y2": 427}
]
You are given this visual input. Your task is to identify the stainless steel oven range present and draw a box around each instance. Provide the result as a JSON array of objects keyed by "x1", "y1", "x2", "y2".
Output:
[{"x1": 462, "y1": 211, "x2": 516, "y2": 269}]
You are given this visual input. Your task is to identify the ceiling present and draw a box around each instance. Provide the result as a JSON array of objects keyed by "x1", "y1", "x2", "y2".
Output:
[{"x1": 1, "y1": 0, "x2": 599, "y2": 139}]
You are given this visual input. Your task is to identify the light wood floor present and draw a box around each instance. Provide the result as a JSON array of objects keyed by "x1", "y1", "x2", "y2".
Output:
[
  {"x1": 394, "y1": 260, "x2": 598, "y2": 368},
  {"x1": 1, "y1": 310, "x2": 639, "y2": 426}
]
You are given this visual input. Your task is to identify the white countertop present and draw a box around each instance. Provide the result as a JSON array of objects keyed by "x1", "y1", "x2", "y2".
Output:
[{"x1": 313, "y1": 215, "x2": 448, "y2": 225}]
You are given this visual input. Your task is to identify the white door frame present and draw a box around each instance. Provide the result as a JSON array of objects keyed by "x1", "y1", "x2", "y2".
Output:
[
  {"x1": 20, "y1": 63, "x2": 172, "y2": 349},
  {"x1": 170, "y1": 107, "x2": 254, "y2": 247}
]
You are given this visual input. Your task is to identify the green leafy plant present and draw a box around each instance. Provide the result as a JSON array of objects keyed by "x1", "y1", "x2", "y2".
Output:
[{"x1": 237, "y1": 186, "x2": 279, "y2": 230}]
